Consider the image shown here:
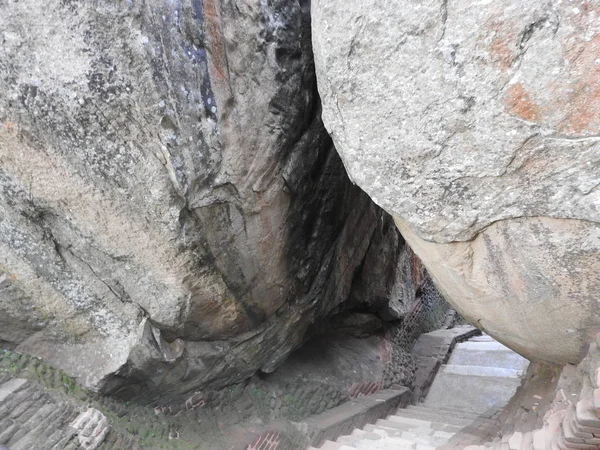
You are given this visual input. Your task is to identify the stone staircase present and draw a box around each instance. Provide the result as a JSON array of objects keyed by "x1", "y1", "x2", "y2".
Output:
[
  {"x1": 0, "y1": 373, "x2": 109, "y2": 450},
  {"x1": 462, "y1": 334, "x2": 600, "y2": 450},
  {"x1": 308, "y1": 334, "x2": 529, "y2": 450}
]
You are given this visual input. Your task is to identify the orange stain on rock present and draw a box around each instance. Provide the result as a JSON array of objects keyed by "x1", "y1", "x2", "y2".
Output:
[
  {"x1": 505, "y1": 83, "x2": 540, "y2": 123},
  {"x1": 204, "y1": 0, "x2": 227, "y2": 81},
  {"x1": 489, "y1": 35, "x2": 515, "y2": 70},
  {"x1": 410, "y1": 248, "x2": 423, "y2": 287},
  {"x1": 561, "y1": 85, "x2": 600, "y2": 135},
  {"x1": 477, "y1": 15, "x2": 518, "y2": 71}
]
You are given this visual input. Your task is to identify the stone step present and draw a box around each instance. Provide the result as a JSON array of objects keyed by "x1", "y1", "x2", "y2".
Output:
[
  {"x1": 392, "y1": 408, "x2": 474, "y2": 427},
  {"x1": 453, "y1": 341, "x2": 515, "y2": 352},
  {"x1": 43, "y1": 418, "x2": 78, "y2": 450},
  {"x1": 383, "y1": 415, "x2": 437, "y2": 429},
  {"x1": 336, "y1": 428, "x2": 426, "y2": 449},
  {"x1": 369, "y1": 420, "x2": 457, "y2": 440},
  {"x1": 415, "y1": 403, "x2": 503, "y2": 419},
  {"x1": 305, "y1": 387, "x2": 411, "y2": 447},
  {"x1": 47, "y1": 425, "x2": 80, "y2": 450},
  {"x1": 7, "y1": 402, "x2": 56, "y2": 448},
  {"x1": 0, "y1": 422, "x2": 17, "y2": 444},
  {"x1": 416, "y1": 403, "x2": 486, "y2": 414},
  {"x1": 424, "y1": 369, "x2": 522, "y2": 413},
  {"x1": 352, "y1": 435, "x2": 417, "y2": 449},
  {"x1": 14, "y1": 403, "x2": 76, "y2": 450},
  {"x1": 0, "y1": 378, "x2": 28, "y2": 402},
  {"x1": 10, "y1": 402, "x2": 65, "y2": 450},
  {"x1": 17, "y1": 391, "x2": 51, "y2": 418},
  {"x1": 363, "y1": 422, "x2": 434, "y2": 439},
  {"x1": 337, "y1": 428, "x2": 382, "y2": 442},
  {"x1": 0, "y1": 385, "x2": 38, "y2": 421},
  {"x1": 448, "y1": 346, "x2": 529, "y2": 371},
  {"x1": 362, "y1": 422, "x2": 454, "y2": 445},
  {"x1": 398, "y1": 429, "x2": 454, "y2": 447},
  {"x1": 321, "y1": 440, "x2": 357, "y2": 450},
  {"x1": 6, "y1": 389, "x2": 47, "y2": 422},
  {"x1": 407, "y1": 404, "x2": 481, "y2": 421},
  {"x1": 375, "y1": 417, "x2": 463, "y2": 434},
  {"x1": 441, "y1": 364, "x2": 523, "y2": 378}
]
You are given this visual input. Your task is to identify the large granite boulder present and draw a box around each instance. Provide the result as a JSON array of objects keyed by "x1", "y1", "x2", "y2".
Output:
[
  {"x1": 0, "y1": 0, "x2": 420, "y2": 399},
  {"x1": 312, "y1": 0, "x2": 600, "y2": 364}
]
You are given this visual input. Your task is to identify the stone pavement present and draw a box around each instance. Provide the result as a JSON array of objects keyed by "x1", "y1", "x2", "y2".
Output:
[{"x1": 308, "y1": 333, "x2": 528, "y2": 450}]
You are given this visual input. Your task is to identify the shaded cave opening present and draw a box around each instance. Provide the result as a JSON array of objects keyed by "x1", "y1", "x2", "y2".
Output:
[{"x1": 245, "y1": 272, "x2": 458, "y2": 423}]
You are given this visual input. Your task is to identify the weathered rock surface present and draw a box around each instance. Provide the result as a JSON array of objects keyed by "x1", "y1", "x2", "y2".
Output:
[
  {"x1": 0, "y1": 0, "x2": 420, "y2": 399},
  {"x1": 312, "y1": 0, "x2": 600, "y2": 364}
]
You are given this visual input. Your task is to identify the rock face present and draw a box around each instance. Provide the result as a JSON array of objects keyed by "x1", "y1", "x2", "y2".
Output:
[
  {"x1": 312, "y1": 0, "x2": 600, "y2": 364},
  {"x1": 0, "y1": 0, "x2": 420, "y2": 399}
]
